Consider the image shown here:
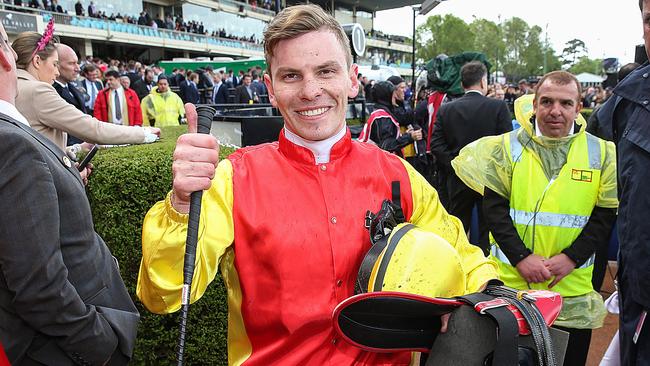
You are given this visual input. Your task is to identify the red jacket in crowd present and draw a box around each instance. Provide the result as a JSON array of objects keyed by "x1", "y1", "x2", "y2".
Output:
[{"x1": 93, "y1": 87, "x2": 143, "y2": 126}]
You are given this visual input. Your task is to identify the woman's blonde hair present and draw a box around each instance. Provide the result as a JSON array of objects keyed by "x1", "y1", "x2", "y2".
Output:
[
  {"x1": 263, "y1": 4, "x2": 352, "y2": 73},
  {"x1": 12, "y1": 31, "x2": 59, "y2": 70}
]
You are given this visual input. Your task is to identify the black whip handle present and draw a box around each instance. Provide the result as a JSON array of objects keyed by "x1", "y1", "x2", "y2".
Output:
[{"x1": 177, "y1": 105, "x2": 216, "y2": 366}]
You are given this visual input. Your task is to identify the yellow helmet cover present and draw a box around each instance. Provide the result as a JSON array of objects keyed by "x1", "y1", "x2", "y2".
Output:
[{"x1": 363, "y1": 223, "x2": 467, "y2": 298}]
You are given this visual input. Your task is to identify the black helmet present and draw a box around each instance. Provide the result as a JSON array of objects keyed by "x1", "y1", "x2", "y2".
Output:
[{"x1": 371, "y1": 81, "x2": 395, "y2": 105}]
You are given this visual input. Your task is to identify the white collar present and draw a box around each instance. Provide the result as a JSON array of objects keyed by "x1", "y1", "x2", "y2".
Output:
[
  {"x1": 54, "y1": 79, "x2": 67, "y2": 88},
  {"x1": 0, "y1": 100, "x2": 30, "y2": 126},
  {"x1": 284, "y1": 125, "x2": 346, "y2": 164},
  {"x1": 464, "y1": 90, "x2": 483, "y2": 95}
]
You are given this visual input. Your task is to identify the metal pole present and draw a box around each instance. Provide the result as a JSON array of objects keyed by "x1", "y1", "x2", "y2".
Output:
[
  {"x1": 496, "y1": 14, "x2": 501, "y2": 84},
  {"x1": 411, "y1": 7, "x2": 417, "y2": 85},
  {"x1": 543, "y1": 23, "x2": 548, "y2": 74}
]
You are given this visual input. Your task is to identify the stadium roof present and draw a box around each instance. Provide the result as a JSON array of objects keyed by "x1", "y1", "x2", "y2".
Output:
[{"x1": 298, "y1": 1, "x2": 421, "y2": 12}]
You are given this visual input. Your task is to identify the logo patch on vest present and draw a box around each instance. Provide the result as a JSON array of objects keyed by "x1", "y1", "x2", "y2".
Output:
[{"x1": 571, "y1": 169, "x2": 593, "y2": 182}]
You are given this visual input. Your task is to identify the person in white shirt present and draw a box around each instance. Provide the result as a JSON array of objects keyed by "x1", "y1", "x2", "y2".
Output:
[{"x1": 80, "y1": 64, "x2": 103, "y2": 115}]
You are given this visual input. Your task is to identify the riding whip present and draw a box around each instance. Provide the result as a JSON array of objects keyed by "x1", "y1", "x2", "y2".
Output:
[{"x1": 177, "y1": 105, "x2": 217, "y2": 365}]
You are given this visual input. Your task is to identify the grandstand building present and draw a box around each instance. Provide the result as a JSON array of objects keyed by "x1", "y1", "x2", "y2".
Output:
[{"x1": 0, "y1": 0, "x2": 416, "y2": 77}]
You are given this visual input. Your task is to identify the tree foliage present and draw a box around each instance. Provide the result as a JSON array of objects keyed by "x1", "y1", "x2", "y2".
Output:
[
  {"x1": 469, "y1": 18, "x2": 505, "y2": 71},
  {"x1": 416, "y1": 14, "x2": 474, "y2": 61},
  {"x1": 562, "y1": 38, "x2": 588, "y2": 67},
  {"x1": 569, "y1": 56, "x2": 603, "y2": 75},
  {"x1": 415, "y1": 15, "x2": 599, "y2": 82}
]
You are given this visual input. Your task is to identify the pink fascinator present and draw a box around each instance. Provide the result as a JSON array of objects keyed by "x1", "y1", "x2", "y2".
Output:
[{"x1": 31, "y1": 18, "x2": 55, "y2": 61}]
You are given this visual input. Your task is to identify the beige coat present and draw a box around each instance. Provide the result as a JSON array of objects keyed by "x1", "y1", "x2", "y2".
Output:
[{"x1": 16, "y1": 69, "x2": 145, "y2": 149}]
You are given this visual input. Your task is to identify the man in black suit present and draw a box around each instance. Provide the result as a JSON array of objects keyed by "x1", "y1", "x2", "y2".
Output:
[
  {"x1": 251, "y1": 72, "x2": 268, "y2": 103},
  {"x1": 234, "y1": 74, "x2": 257, "y2": 104},
  {"x1": 431, "y1": 61, "x2": 512, "y2": 253},
  {"x1": 211, "y1": 71, "x2": 228, "y2": 105},
  {"x1": 53, "y1": 44, "x2": 86, "y2": 145},
  {"x1": 225, "y1": 69, "x2": 236, "y2": 88},
  {"x1": 179, "y1": 71, "x2": 200, "y2": 104},
  {"x1": 0, "y1": 22, "x2": 139, "y2": 365},
  {"x1": 131, "y1": 67, "x2": 155, "y2": 101}
]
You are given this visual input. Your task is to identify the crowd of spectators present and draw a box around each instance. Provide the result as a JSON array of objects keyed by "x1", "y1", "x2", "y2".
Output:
[
  {"x1": 74, "y1": 56, "x2": 270, "y2": 115},
  {"x1": 4, "y1": 0, "x2": 272, "y2": 45}
]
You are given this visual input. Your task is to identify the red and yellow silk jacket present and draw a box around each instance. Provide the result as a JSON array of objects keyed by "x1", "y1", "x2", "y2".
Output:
[{"x1": 137, "y1": 129, "x2": 497, "y2": 365}]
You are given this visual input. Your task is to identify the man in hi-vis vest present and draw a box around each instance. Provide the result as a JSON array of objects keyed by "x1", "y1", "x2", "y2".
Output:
[{"x1": 452, "y1": 70, "x2": 618, "y2": 366}]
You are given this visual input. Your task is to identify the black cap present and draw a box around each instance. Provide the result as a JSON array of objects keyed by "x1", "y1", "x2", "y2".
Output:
[
  {"x1": 387, "y1": 75, "x2": 405, "y2": 86},
  {"x1": 372, "y1": 81, "x2": 395, "y2": 104}
]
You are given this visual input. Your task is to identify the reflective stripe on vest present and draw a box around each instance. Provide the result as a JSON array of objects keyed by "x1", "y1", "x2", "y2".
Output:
[
  {"x1": 586, "y1": 133, "x2": 602, "y2": 169},
  {"x1": 491, "y1": 130, "x2": 604, "y2": 297},
  {"x1": 510, "y1": 131, "x2": 524, "y2": 163},
  {"x1": 491, "y1": 245, "x2": 595, "y2": 269},
  {"x1": 509, "y1": 208, "x2": 590, "y2": 229},
  {"x1": 511, "y1": 130, "x2": 602, "y2": 168}
]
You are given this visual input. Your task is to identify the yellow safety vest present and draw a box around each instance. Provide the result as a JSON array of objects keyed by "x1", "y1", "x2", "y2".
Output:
[
  {"x1": 490, "y1": 130, "x2": 605, "y2": 297},
  {"x1": 141, "y1": 90, "x2": 184, "y2": 127}
]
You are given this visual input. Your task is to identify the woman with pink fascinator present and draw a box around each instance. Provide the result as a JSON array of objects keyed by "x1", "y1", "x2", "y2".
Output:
[{"x1": 12, "y1": 19, "x2": 160, "y2": 151}]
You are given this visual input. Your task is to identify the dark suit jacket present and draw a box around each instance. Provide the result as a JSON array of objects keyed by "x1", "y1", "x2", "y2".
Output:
[
  {"x1": 179, "y1": 80, "x2": 200, "y2": 104},
  {"x1": 234, "y1": 84, "x2": 254, "y2": 104},
  {"x1": 131, "y1": 78, "x2": 153, "y2": 102},
  {"x1": 251, "y1": 80, "x2": 268, "y2": 103},
  {"x1": 0, "y1": 113, "x2": 139, "y2": 365},
  {"x1": 78, "y1": 78, "x2": 103, "y2": 112},
  {"x1": 212, "y1": 83, "x2": 228, "y2": 104},
  {"x1": 53, "y1": 81, "x2": 86, "y2": 114},
  {"x1": 431, "y1": 91, "x2": 512, "y2": 169},
  {"x1": 53, "y1": 81, "x2": 86, "y2": 145}
]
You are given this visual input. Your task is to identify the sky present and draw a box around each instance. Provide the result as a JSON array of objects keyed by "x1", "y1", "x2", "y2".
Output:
[{"x1": 374, "y1": 0, "x2": 643, "y2": 65}]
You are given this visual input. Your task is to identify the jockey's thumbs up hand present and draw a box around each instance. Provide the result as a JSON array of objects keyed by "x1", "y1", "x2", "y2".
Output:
[{"x1": 170, "y1": 103, "x2": 220, "y2": 214}]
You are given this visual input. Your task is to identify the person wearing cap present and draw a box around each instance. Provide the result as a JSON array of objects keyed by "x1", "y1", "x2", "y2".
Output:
[
  {"x1": 430, "y1": 61, "x2": 512, "y2": 253},
  {"x1": 140, "y1": 75, "x2": 185, "y2": 127},
  {"x1": 452, "y1": 70, "x2": 617, "y2": 366},
  {"x1": 357, "y1": 79, "x2": 422, "y2": 156},
  {"x1": 386, "y1": 74, "x2": 430, "y2": 174},
  {"x1": 137, "y1": 5, "x2": 497, "y2": 365},
  {"x1": 386, "y1": 75, "x2": 414, "y2": 124}
]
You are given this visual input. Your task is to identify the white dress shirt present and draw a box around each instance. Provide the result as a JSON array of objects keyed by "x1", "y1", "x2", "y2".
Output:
[
  {"x1": 0, "y1": 100, "x2": 30, "y2": 126},
  {"x1": 110, "y1": 86, "x2": 126, "y2": 125}
]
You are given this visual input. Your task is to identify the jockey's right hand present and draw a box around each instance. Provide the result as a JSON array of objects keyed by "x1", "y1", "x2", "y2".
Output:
[{"x1": 170, "y1": 103, "x2": 220, "y2": 214}]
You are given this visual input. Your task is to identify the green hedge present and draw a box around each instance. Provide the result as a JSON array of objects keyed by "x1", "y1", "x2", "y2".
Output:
[{"x1": 87, "y1": 126, "x2": 233, "y2": 365}]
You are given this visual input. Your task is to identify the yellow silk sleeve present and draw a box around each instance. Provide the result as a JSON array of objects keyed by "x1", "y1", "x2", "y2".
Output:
[
  {"x1": 403, "y1": 160, "x2": 498, "y2": 293},
  {"x1": 137, "y1": 159, "x2": 235, "y2": 314}
]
